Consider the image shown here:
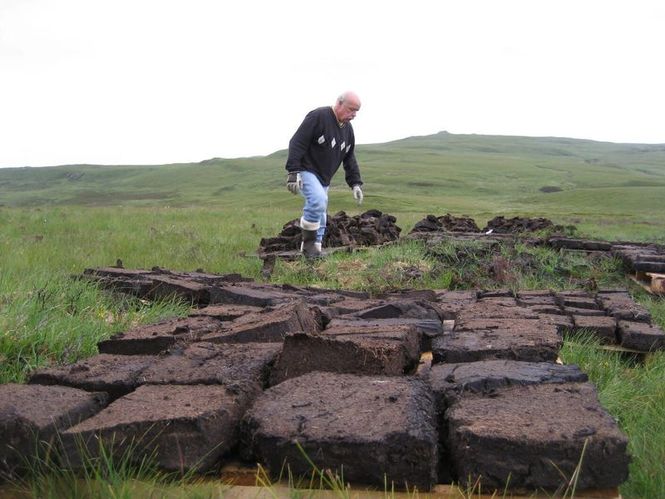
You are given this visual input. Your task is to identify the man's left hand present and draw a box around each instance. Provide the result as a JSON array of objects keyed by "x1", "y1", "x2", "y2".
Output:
[{"x1": 352, "y1": 185, "x2": 363, "y2": 205}]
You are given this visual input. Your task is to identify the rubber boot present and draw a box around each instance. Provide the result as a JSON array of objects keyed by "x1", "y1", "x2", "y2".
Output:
[{"x1": 299, "y1": 217, "x2": 322, "y2": 259}]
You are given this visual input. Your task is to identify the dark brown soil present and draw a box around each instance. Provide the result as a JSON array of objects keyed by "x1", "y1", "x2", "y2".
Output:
[
  {"x1": 240, "y1": 372, "x2": 438, "y2": 490},
  {"x1": 447, "y1": 383, "x2": 630, "y2": 490},
  {"x1": 141, "y1": 342, "x2": 281, "y2": 392},
  {"x1": 433, "y1": 320, "x2": 561, "y2": 363},
  {"x1": 482, "y1": 215, "x2": 562, "y2": 234},
  {"x1": 29, "y1": 354, "x2": 157, "y2": 400},
  {"x1": 62, "y1": 384, "x2": 246, "y2": 473},
  {"x1": 189, "y1": 304, "x2": 263, "y2": 320},
  {"x1": 597, "y1": 291, "x2": 652, "y2": 322},
  {"x1": 409, "y1": 214, "x2": 481, "y2": 234},
  {"x1": 98, "y1": 316, "x2": 224, "y2": 355},
  {"x1": 0, "y1": 384, "x2": 107, "y2": 477},
  {"x1": 571, "y1": 315, "x2": 618, "y2": 343},
  {"x1": 209, "y1": 284, "x2": 297, "y2": 307},
  {"x1": 618, "y1": 320, "x2": 665, "y2": 351},
  {"x1": 269, "y1": 320, "x2": 421, "y2": 385},
  {"x1": 201, "y1": 300, "x2": 320, "y2": 344},
  {"x1": 258, "y1": 210, "x2": 402, "y2": 254}
]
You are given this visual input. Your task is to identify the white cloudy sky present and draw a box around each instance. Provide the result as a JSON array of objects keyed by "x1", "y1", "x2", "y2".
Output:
[{"x1": 1, "y1": 0, "x2": 664, "y2": 168}]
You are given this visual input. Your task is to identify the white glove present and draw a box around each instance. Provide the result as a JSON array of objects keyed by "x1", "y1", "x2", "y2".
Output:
[
  {"x1": 286, "y1": 172, "x2": 303, "y2": 195},
  {"x1": 352, "y1": 185, "x2": 363, "y2": 205}
]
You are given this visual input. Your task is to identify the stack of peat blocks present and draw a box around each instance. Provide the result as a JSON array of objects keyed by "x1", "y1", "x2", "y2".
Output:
[{"x1": 3, "y1": 266, "x2": 663, "y2": 493}]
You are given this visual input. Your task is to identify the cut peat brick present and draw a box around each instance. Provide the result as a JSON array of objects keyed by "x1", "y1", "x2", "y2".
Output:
[
  {"x1": 209, "y1": 284, "x2": 295, "y2": 307},
  {"x1": 98, "y1": 316, "x2": 223, "y2": 355},
  {"x1": 202, "y1": 300, "x2": 320, "y2": 344},
  {"x1": 355, "y1": 300, "x2": 442, "y2": 321},
  {"x1": 62, "y1": 384, "x2": 245, "y2": 473},
  {"x1": 597, "y1": 292, "x2": 652, "y2": 323},
  {"x1": 617, "y1": 320, "x2": 665, "y2": 351},
  {"x1": 141, "y1": 342, "x2": 281, "y2": 392},
  {"x1": 189, "y1": 304, "x2": 263, "y2": 321},
  {"x1": 426, "y1": 360, "x2": 588, "y2": 405},
  {"x1": 317, "y1": 298, "x2": 387, "y2": 318},
  {"x1": 555, "y1": 294, "x2": 601, "y2": 310},
  {"x1": 432, "y1": 321, "x2": 561, "y2": 363},
  {"x1": 144, "y1": 275, "x2": 211, "y2": 304},
  {"x1": 0, "y1": 384, "x2": 107, "y2": 477},
  {"x1": 269, "y1": 321, "x2": 421, "y2": 385},
  {"x1": 571, "y1": 315, "x2": 617, "y2": 344},
  {"x1": 563, "y1": 306, "x2": 607, "y2": 317},
  {"x1": 331, "y1": 316, "x2": 442, "y2": 351},
  {"x1": 240, "y1": 372, "x2": 438, "y2": 490},
  {"x1": 456, "y1": 302, "x2": 540, "y2": 322},
  {"x1": 447, "y1": 382, "x2": 630, "y2": 491},
  {"x1": 29, "y1": 354, "x2": 157, "y2": 401},
  {"x1": 424, "y1": 360, "x2": 588, "y2": 484}
]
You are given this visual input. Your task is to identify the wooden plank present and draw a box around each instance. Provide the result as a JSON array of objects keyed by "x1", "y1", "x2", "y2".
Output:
[
  {"x1": 215, "y1": 483, "x2": 620, "y2": 498},
  {"x1": 218, "y1": 463, "x2": 621, "y2": 498},
  {"x1": 646, "y1": 272, "x2": 665, "y2": 293},
  {"x1": 629, "y1": 273, "x2": 665, "y2": 295}
]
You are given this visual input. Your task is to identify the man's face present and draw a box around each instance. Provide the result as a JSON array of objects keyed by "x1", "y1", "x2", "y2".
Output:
[{"x1": 338, "y1": 98, "x2": 361, "y2": 123}]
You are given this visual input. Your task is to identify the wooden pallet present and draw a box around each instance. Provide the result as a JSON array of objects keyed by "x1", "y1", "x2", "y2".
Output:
[
  {"x1": 629, "y1": 271, "x2": 665, "y2": 295},
  {"x1": 218, "y1": 463, "x2": 621, "y2": 498}
]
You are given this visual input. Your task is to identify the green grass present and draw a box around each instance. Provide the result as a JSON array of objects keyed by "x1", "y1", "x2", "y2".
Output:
[{"x1": 1, "y1": 132, "x2": 665, "y2": 497}]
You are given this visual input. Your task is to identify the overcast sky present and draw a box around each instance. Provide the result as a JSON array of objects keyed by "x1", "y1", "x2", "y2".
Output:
[{"x1": 1, "y1": 0, "x2": 664, "y2": 168}]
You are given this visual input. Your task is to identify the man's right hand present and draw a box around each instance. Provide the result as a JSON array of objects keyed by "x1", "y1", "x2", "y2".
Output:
[{"x1": 286, "y1": 172, "x2": 303, "y2": 195}]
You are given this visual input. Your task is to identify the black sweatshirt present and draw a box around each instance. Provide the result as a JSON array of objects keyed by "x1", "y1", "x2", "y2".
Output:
[{"x1": 285, "y1": 106, "x2": 363, "y2": 187}]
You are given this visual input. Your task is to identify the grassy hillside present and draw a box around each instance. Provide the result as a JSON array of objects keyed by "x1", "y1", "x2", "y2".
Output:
[{"x1": 2, "y1": 132, "x2": 664, "y2": 240}]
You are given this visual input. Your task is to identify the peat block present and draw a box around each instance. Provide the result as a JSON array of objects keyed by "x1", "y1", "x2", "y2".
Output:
[
  {"x1": 317, "y1": 297, "x2": 387, "y2": 318},
  {"x1": 537, "y1": 313, "x2": 575, "y2": 334},
  {"x1": 380, "y1": 289, "x2": 439, "y2": 302},
  {"x1": 477, "y1": 289, "x2": 515, "y2": 298},
  {"x1": 571, "y1": 315, "x2": 617, "y2": 344},
  {"x1": 548, "y1": 237, "x2": 612, "y2": 251},
  {"x1": 555, "y1": 295, "x2": 601, "y2": 310},
  {"x1": 617, "y1": 320, "x2": 665, "y2": 351},
  {"x1": 241, "y1": 372, "x2": 438, "y2": 490},
  {"x1": 0, "y1": 384, "x2": 107, "y2": 477},
  {"x1": 454, "y1": 317, "x2": 545, "y2": 332},
  {"x1": 332, "y1": 316, "x2": 443, "y2": 349},
  {"x1": 516, "y1": 295, "x2": 558, "y2": 307},
  {"x1": 144, "y1": 275, "x2": 211, "y2": 304},
  {"x1": 427, "y1": 360, "x2": 588, "y2": 406},
  {"x1": 209, "y1": 284, "x2": 295, "y2": 307},
  {"x1": 269, "y1": 321, "x2": 421, "y2": 385},
  {"x1": 189, "y1": 304, "x2": 263, "y2": 320},
  {"x1": 355, "y1": 300, "x2": 442, "y2": 321},
  {"x1": 432, "y1": 321, "x2": 561, "y2": 363},
  {"x1": 202, "y1": 300, "x2": 320, "y2": 344},
  {"x1": 141, "y1": 342, "x2": 281, "y2": 392},
  {"x1": 425, "y1": 360, "x2": 589, "y2": 482},
  {"x1": 62, "y1": 384, "x2": 244, "y2": 473},
  {"x1": 432, "y1": 290, "x2": 477, "y2": 320},
  {"x1": 447, "y1": 382, "x2": 630, "y2": 490},
  {"x1": 562, "y1": 306, "x2": 607, "y2": 317},
  {"x1": 456, "y1": 302, "x2": 540, "y2": 322},
  {"x1": 524, "y1": 304, "x2": 565, "y2": 315},
  {"x1": 434, "y1": 290, "x2": 478, "y2": 302},
  {"x1": 29, "y1": 354, "x2": 157, "y2": 401},
  {"x1": 597, "y1": 293, "x2": 651, "y2": 322},
  {"x1": 98, "y1": 316, "x2": 223, "y2": 355}
]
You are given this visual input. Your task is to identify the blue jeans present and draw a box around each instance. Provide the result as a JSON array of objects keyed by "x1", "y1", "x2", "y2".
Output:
[{"x1": 300, "y1": 171, "x2": 329, "y2": 243}]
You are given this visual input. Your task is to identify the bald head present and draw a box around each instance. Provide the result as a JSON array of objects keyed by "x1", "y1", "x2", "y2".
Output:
[{"x1": 333, "y1": 91, "x2": 361, "y2": 125}]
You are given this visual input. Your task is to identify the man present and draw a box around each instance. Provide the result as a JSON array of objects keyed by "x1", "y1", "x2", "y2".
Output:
[{"x1": 285, "y1": 91, "x2": 364, "y2": 258}]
